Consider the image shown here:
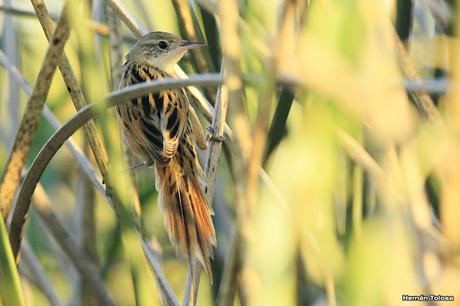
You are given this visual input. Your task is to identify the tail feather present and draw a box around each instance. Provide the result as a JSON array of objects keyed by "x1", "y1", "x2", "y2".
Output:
[{"x1": 155, "y1": 160, "x2": 216, "y2": 279}]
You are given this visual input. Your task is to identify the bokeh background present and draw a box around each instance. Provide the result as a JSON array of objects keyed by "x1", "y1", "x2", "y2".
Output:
[{"x1": 1, "y1": 0, "x2": 460, "y2": 305}]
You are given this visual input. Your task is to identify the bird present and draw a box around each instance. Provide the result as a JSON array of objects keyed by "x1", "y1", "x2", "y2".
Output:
[{"x1": 116, "y1": 31, "x2": 216, "y2": 278}]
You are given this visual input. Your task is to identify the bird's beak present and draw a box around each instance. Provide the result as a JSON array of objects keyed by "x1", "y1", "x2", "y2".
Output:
[{"x1": 180, "y1": 40, "x2": 206, "y2": 49}]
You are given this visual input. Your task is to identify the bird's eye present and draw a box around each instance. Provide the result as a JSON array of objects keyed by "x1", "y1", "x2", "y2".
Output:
[{"x1": 158, "y1": 41, "x2": 168, "y2": 49}]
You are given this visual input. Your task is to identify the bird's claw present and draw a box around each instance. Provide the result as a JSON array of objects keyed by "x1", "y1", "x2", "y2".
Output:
[{"x1": 205, "y1": 126, "x2": 225, "y2": 142}]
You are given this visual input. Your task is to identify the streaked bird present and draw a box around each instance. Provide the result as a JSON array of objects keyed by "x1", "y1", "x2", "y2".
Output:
[{"x1": 117, "y1": 31, "x2": 216, "y2": 278}]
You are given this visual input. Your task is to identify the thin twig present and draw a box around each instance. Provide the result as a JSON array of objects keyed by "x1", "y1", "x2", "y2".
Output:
[
  {"x1": 105, "y1": 0, "x2": 147, "y2": 37},
  {"x1": 172, "y1": 0, "x2": 210, "y2": 73},
  {"x1": 0, "y1": 4, "x2": 120, "y2": 38},
  {"x1": 20, "y1": 241, "x2": 64, "y2": 306},
  {"x1": 31, "y1": 184, "x2": 116, "y2": 306},
  {"x1": 182, "y1": 268, "x2": 195, "y2": 306},
  {"x1": 177, "y1": 67, "x2": 233, "y2": 139},
  {"x1": 3, "y1": 0, "x2": 19, "y2": 151},
  {"x1": 184, "y1": 63, "x2": 228, "y2": 306},
  {"x1": 141, "y1": 240, "x2": 180, "y2": 306},
  {"x1": 325, "y1": 274, "x2": 337, "y2": 306},
  {"x1": 246, "y1": 75, "x2": 276, "y2": 209},
  {"x1": 106, "y1": 0, "x2": 142, "y2": 217},
  {"x1": 335, "y1": 129, "x2": 385, "y2": 183},
  {"x1": 392, "y1": 26, "x2": 441, "y2": 121},
  {"x1": 352, "y1": 158, "x2": 364, "y2": 238},
  {"x1": 0, "y1": 1, "x2": 71, "y2": 219},
  {"x1": 106, "y1": 74, "x2": 222, "y2": 102},
  {"x1": 216, "y1": 229, "x2": 239, "y2": 306},
  {"x1": 42, "y1": 108, "x2": 107, "y2": 197},
  {"x1": 204, "y1": 65, "x2": 227, "y2": 207},
  {"x1": 132, "y1": 0, "x2": 155, "y2": 31},
  {"x1": 404, "y1": 78, "x2": 449, "y2": 94},
  {"x1": 58, "y1": 11, "x2": 95, "y2": 305},
  {"x1": 0, "y1": 4, "x2": 52, "y2": 18},
  {"x1": 0, "y1": 49, "x2": 107, "y2": 198},
  {"x1": 77, "y1": 3, "x2": 105, "y2": 302},
  {"x1": 212, "y1": 0, "x2": 250, "y2": 304},
  {"x1": 75, "y1": 144, "x2": 99, "y2": 306},
  {"x1": 258, "y1": 168, "x2": 287, "y2": 208},
  {"x1": 107, "y1": 4, "x2": 124, "y2": 89}
]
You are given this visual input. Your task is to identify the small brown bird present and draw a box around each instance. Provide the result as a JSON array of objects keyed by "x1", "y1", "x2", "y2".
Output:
[{"x1": 117, "y1": 31, "x2": 216, "y2": 277}]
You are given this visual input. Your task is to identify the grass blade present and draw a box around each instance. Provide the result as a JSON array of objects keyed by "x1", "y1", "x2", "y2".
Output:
[
  {"x1": 0, "y1": 218, "x2": 25, "y2": 306},
  {"x1": 263, "y1": 87, "x2": 294, "y2": 163}
]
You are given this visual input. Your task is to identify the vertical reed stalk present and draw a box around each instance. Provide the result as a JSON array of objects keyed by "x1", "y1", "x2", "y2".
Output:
[{"x1": 0, "y1": 1, "x2": 70, "y2": 220}]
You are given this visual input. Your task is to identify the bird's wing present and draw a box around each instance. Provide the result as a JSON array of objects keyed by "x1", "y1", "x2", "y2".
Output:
[
  {"x1": 118, "y1": 64, "x2": 190, "y2": 163},
  {"x1": 157, "y1": 88, "x2": 188, "y2": 160},
  {"x1": 188, "y1": 105, "x2": 207, "y2": 150}
]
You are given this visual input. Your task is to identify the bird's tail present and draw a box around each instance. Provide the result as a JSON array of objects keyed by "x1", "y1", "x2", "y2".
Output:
[{"x1": 155, "y1": 159, "x2": 216, "y2": 278}]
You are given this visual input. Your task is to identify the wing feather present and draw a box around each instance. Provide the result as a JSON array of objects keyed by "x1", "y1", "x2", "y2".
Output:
[{"x1": 118, "y1": 63, "x2": 189, "y2": 163}]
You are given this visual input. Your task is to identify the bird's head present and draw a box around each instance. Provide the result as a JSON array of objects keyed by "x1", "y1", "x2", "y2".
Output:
[{"x1": 126, "y1": 31, "x2": 204, "y2": 72}]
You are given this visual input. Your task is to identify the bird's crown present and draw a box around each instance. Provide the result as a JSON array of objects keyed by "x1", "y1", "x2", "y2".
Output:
[{"x1": 126, "y1": 31, "x2": 204, "y2": 72}]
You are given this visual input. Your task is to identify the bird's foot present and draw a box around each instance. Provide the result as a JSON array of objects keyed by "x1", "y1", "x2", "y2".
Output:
[{"x1": 205, "y1": 126, "x2": 225, "y2": 142}]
